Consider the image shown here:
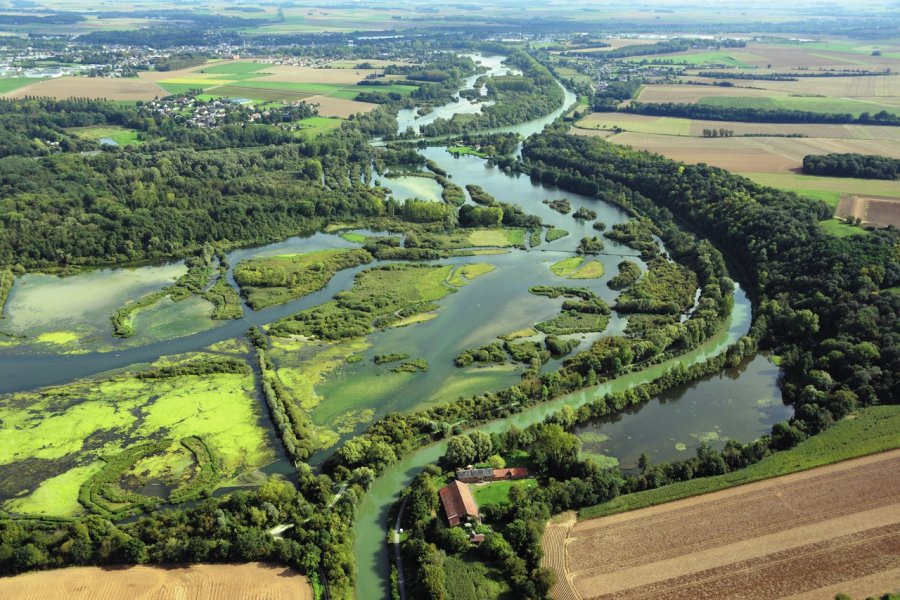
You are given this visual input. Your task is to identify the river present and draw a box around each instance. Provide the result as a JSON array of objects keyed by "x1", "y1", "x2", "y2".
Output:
[{"x1": 0, "y1": 54, "x2": 782, "y2": 600}]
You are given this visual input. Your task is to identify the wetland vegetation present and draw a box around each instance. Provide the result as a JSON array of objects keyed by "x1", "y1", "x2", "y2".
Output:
[{"x1": 0, "y1": 16, "x2": 897, "y2": 600}]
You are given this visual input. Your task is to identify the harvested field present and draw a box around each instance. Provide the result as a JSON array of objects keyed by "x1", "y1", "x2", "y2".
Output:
[
  {"x1": 838, "y1": 195, "x2": 900, "y2": 228},
  {"x1": 598, "y1": 131, "x2": 900, "y2": 174},
  {"x1": 304, "y1": 95, "x2": 377, "y2": 118},
  {"x1": 576, "y1": 112, "x2": 900, "y2": 141},
  {"x1": 549, "y1": 450, "x2": 900, "y2": 600},
  {"x1": 0, "y1": 562, "x2": 312, "y2": 600},
  {"x1": 680, "y1": 74, "x2": 900, "y2": 99},
  {"x1": 641, "y1": 44, "x2": 900, "y2": 70},
  {"x1": 636, "y1": 84, "x2": 782, "y2": 104},
  {"x1": 542, "y1": 512, "x2": 579, "y2": 600},
  {"x1": 3, "y1": 77, "x2": 166, "y2": 101}
]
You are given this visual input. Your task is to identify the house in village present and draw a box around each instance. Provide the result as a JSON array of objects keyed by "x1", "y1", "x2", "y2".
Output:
[{"x1": 438, "y1": 480, "x2": 479, "y2": 527}]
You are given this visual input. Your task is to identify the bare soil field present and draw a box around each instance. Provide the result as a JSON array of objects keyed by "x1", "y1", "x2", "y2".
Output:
[
  {"x1": 0, "y1": 562, "x2": 312, "y2": 600},
  {"x1": 549, "y1": 450, "x2": 900, "y2": 600},
  {"x1": 3, "y1": 77, "x2": 166, "y2": 101},
  {"x1": 304, "y1": 95, "x2": 377, "y2": 118},
  {"x1": 594, "y1": 131, "x2": 900, "y2": 174},
  {"x1": 838, "y1": 195, "x2": 900, "y2": 228}
]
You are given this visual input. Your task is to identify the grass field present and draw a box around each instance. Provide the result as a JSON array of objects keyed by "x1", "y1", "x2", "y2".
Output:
[
  {"x1": 700, "y1": 94, "x2": 900, "y2": 117},
  {"x1": 578, "y1": 405, "x2": 900, "y2": 520},
  {"x1": 0, "y1": 563, "x2": 312, "y2": 600},
  {"x1": 741, "y1": 173, "x2": 900, "y2": 200},
  {"x1": 628, "y1": 50, "x2": 765, "y2": 67},
  {"x1": 65, "y1": 124, "x2": 144, "y2": 145},
  {"x1": 293, "y1": 116, "x2": 343, "y2": 137},
  {"x1": 467, "y1": 228, "x2": 526, "y2": 247},
  {"x1": 447, "y1": 263, "x2": 496, "y2": 287},
  {"x1": 0, "y1": 77, "x2": 42, "y2": 93},
  {"x1": 472, "y1": 478, "x2": 538, "y2": 505}
]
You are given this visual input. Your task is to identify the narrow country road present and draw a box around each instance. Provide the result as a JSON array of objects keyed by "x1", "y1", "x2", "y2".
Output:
[{"x1": 393, "y1": 496, "x2": 410, "y2": 600}]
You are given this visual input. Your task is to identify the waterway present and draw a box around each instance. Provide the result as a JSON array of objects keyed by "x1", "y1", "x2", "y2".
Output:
[{"x1": 0, "y1": 53, "x2": 784, "y2": 600}]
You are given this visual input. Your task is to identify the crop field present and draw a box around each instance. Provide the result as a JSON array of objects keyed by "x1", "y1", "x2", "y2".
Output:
[
  {"x1": 576, "y1": 112, "x2": 900, "y2": 141},
  {"x1": 635, "y1": 83, "x2": 900, "y2": 116},
  {"x1": 2, "y1": 76, "x2": 166, "y2": 101},
  {"x1": 255, "y1": 65, "x2": 383, "y2": 84},
  {"x1": 135, "y1": 59, "x2": 404, "y2": 115},
  {"x1": 546, "y1": 450, "x2": 900, "y2": 600},
  {"x1": 598, "y1": 131, "x2": 900, "y2": 174},
  {"x1": 678, "y1": 74, "x2": 900, "y2": 99},
  {"x1": 0, "y1": 352, "x2": 274, "y2": 517},
  {"x1": 629, "y1": 42, "x2": 900, "y2": 70},
  {"x1": 701, "y1": 95, "x2": 900, "y2": 118},
  {"x1": 0, "y1": 563, "x2": 312, "y2": 600}
]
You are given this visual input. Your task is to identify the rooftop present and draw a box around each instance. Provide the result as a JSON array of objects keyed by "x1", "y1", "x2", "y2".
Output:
[{"x1": 438, "y1": 480, "x2": 479, "y2": 527}]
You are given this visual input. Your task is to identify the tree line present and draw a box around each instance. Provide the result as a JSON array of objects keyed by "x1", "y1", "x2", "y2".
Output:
[
  {"x1": 623, "y1": 101, "x2": 900, "y2": 126},
  {"x1": 802, "y1": 153, "x2": 900, "y2": 180}
]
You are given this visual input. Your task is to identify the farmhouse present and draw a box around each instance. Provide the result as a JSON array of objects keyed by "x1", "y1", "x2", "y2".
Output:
[
  {"x1": 438, "y1": 480, "x2": 479, "y2": 527},
  {"x1": 456, "y1": 466, "x2": 530, "y2": 483},
  {"x1": 455, "y1": 467, "x2": 493, "y2": 483}
]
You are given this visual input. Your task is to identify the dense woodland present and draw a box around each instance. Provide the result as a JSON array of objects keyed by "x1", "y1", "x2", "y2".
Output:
[
  {"x1": 0, "y1": 100, "x2": 383, "y2": 269},
  {"x1": 802, "y1": 153, "x2": 900, "y2": 180},
  {"x1": 523, "y1": 132, "x2": 899, "y2": 420}
]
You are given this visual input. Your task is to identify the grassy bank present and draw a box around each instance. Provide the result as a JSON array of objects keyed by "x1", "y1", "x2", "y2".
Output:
[{"x1": 578, "y1": 405, "x2": 900, "y2": 520}]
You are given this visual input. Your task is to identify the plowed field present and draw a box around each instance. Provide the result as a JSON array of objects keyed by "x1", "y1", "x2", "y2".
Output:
[{"x1": 548, "y1": 450, "x2": 900, "y2": 599}]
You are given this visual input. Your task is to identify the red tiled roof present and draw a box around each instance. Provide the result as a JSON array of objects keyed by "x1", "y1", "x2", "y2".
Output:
[
  {"x1": 438, "y1": 480, "x2": 479, "y2": 526},
  {"x1": 492, "y1": 467, "x2": 529, "y2": 479}
]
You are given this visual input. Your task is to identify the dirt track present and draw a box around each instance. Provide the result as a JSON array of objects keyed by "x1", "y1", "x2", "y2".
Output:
[
  {"x1": 548, "y1": 450, "x2": 900, "y2": 600},
  {"x1": 0, "y1": 562, "x2": 312, "y2": 600}
]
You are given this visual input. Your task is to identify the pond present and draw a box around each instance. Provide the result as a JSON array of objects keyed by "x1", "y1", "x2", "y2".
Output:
[{"x1": 574, "y1": 353, "x2": 791, "y2": 471}]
